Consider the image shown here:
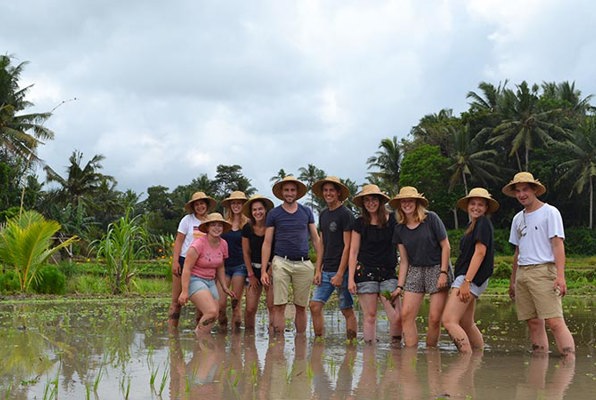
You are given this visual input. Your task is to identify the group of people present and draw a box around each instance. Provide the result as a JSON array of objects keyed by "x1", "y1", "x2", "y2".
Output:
[{"x1": 167, "y1": 171, "x2": 575, "y2": 358}]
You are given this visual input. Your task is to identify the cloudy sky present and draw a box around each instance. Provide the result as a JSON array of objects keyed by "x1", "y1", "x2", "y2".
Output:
[{"x1": 2, "y1": 0, "x2": 595, "y2": 198}]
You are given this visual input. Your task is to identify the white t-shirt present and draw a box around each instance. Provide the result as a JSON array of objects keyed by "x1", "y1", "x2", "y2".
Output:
[
  {"x1": 177, "y1": 214, "x2": 205, "y2": 257},
  {"x1": 508, "y1": 203, "x2": 565, "y2": 266}
]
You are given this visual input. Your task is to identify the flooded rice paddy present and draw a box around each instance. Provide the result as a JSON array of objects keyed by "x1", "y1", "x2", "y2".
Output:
[{"x1": 0, "y1": 296, "x2": 594, "y2": 399}]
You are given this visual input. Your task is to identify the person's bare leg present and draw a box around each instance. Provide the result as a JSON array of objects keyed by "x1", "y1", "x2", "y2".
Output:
[
  {"x1": 527, "y1": 318, "x2": 549, "y2": 354},
  {"x1": 309, "y1": 300, "x2": 325, "y2": 337},
  {"x1": 230, "y1": 274, "x2": 245, "y2": 332},
  {"x1": 546, "y1": 317, "x2": 575, "y2": 359},
  {"x1": 401, "y1": 292, "x2": 424, "y2": 347},
  {"x1": 358, "y1": 294, "x2": 379, "y2": 343},
  {"x1": 341, "y1": 307, "x2": 358, "y2": 340},
  {"x1": 427, "y1": 290, "x2": 448, "y2": 347},
  {"x1": 295, "y1": 304, "x2": 307, "y2": 334}
]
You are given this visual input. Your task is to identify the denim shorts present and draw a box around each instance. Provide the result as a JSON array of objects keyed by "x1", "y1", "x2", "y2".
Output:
[
  {"x1": 225, "y1": 263, "x2": 247, "y2": 278},
  {"x1": 189, "y1": 275, "x2": 219, "y2": 300},
  {"x1": 451, "y1": 275, "x2": 489, "y2": 298},
  {"x1": 356, "y1": 278, "x2": 398, "y2": 295},
  {"x1": 311, "y1": 271, "x2": 354, "y2": 309}
]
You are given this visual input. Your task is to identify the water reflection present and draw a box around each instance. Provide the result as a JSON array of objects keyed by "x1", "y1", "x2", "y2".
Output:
[{"x1": 0, "y1": 297, "x2": 592, "y2": 399}]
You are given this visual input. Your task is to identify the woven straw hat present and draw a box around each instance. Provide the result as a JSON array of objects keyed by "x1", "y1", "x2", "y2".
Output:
[
  {"x1": 184, "y1": 191, "x2": 217, "y2": 213},
  {"x1": 242, "y1": 194, "x2": 275, "y2": 218},
  {"x1": 198, "y1": 212, "x2": 232, "y2": 233},
  {"x1": 353, "y1": 184, "x2": 390, "y2": 208},
  {"x1": 501, "y1": 172, "x2": 546, "y2": 197},
  {"x1": 388, "y1": 186, "x2": 429, "y2": 209},
  {"x1": 271, "y1": 176, "x2": 307, "y2": 201},
  {"x1": 312, "y1": 176, "x2": 350, "y2": 202},
  {"x1": 456, "y1": 187, "x2": 500, "y2": 214},
  {"x1": 221, "y1": 191, "x2": 248, "y2": 208}
]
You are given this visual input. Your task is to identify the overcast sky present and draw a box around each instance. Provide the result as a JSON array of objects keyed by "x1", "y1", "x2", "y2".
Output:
[{"x1": 2, "y1": 0, "x2": 595, "y2": 199}]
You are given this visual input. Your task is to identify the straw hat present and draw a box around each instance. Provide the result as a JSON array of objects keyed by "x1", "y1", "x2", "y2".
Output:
[
  {"x1": 312, "y1": 176, "x2": 350, "y2": 202},
  {"x1": 456, "y1": 187, "x2": 500, "y2": 214},
  {"x1": 242, "y1": 194, "x2": 275, "y2": 218},
  {"x1": 184, "y1": 191, "x2": 217, "y2": 213},
  {"x1": 352, "y1": 184, "x2": 390, "y2": 208},
  {"x1": 198, "y1": 212, "x2": 232, "y2": 233},
  {"x1": 501, "y1": 171, "x2": 546, "y2": 197},
  {"x1": 221, "y1": 191, "x2": 248, "y2": 208},
  {"x1": 271, "y1": 176, "x2": 308, "y2": 201},
  {"x1": 388, "y1": 186, "x2": 429, "y2": 209}
]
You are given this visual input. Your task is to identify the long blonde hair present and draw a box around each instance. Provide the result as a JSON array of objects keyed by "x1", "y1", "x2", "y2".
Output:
[
  {"x1": 224, "y1": 205, "x2": 249, "y2": 227},
  {"x1": 395, "y1": 199, "x2": 428, "y2": 224}
]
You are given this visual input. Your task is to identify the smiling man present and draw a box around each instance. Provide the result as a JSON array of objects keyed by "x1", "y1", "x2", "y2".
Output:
[
  {"x1": 261, "y1": 176, "x2": 322, "y2": 336},
  {"x1": 503, "y1": 172, "x2": 575, "y2": 359}
]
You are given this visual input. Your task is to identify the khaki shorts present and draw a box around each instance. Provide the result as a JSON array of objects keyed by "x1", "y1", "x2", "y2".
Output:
[
  {"x1": 515, "y1": 263, "x2": 563, "y2": 320},
  {"x1": 271, "y1": 256, "x2": 315, "y2": 307}
]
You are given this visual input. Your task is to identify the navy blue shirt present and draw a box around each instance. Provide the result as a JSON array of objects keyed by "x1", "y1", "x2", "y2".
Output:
[
  {"x1": 222, "y1": 228, "x2": 244, "y2": 267},
  {"x1": 266, "y1": 203, "x2": 314, "y2": 258}
]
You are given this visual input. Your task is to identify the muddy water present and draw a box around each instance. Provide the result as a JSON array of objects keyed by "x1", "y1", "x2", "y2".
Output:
[{"x1": 0, "y1": 297, "x2": 593, "y2": 399}]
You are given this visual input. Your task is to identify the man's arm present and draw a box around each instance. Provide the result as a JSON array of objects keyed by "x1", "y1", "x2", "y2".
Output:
[
  {"x1": 331, "y1": 230, "x2": 352, "y2": 287},
  {"x1": 551, "y1": 236, "x2": 567, "y2": 296},
  {"x1": 509, "y1": 246, "x2": 519, "y2": 299}
]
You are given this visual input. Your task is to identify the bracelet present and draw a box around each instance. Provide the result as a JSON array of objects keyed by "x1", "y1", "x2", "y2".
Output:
[
  {"x1": 248, "y1": 273, "x2": 255, "y2": 278},
  {"x1": 397, "y1": 285, "x2": 404, "y2": 290},
  {"x1": 464, "y1": 278, "x2": 472, "y2": 284},
  {"x1": 439, "y1": 270, "x2": 448, "y2": 275}
]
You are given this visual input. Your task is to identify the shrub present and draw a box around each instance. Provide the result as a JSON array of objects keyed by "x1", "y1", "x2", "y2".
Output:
[
  {"x1": 0, "y1": 270, "x2": 20, "y2": 294},
  {"x1": 32, "y1": 265, "x2": 66, "y2": 295}
]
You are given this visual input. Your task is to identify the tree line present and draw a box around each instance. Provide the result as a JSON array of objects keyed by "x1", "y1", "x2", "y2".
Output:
[{"x1": 1, "y1": 55, "x2": 595, "y2": 257}]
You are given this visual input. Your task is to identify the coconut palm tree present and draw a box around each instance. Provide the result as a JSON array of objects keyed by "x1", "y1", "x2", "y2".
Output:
[
  {"x1": 298, "y1": 164, "x2": 326, "y2": 211},
  {"x1": 270, "y1": 168, "x2": 290, "y2": 183},
  {"x1": 556, "y1": 116, "x2": 596, "y2": 229},
  {"x1": 0, "y1": 55, "x2": 54, "y2": 162},
  {"x1": 44, "y1": 150, "x2": 114, "y2": 208},
  {"x1": 366, "y1": 136, "x2": 403, "y2": 197},
  {"x1": 488, "y1": 81, "x2": 570, "y2": 171}
]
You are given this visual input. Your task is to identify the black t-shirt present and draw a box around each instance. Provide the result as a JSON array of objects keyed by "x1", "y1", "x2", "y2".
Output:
[
  {"x1": 241, "y1": 223, "x2": 273, "y2": 264},
  {"x1": 319, "y1": 205, "x2": 354, "y2": 272},
  {"x1": 454, "y1": 215, "x2": 494, "y2": 285},
  {"x1": 354, "y1": 213, "x2": 397, "y2": 270},
  {"x1": 393, "y1": 211, "x2": 447, "y2": 266}
]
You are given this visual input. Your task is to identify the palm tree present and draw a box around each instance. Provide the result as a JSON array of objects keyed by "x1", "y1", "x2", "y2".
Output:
[
  {"x1": 366, "y1": 136, "x2": 402, "y2": 196},
  {"x1": 467, "y1": 80, "x2": 508, "y2": 113},
  {"x1": 270, "y1": 168, "x2": 290, "y2": 183},
  {"x1": 298, "y1": 164, "x2": 326, "y2": 211},
  {"x1": 44, "y1": 150, "x2": 114, "y2": 208},
  {"x1": 0, "y1": 55, "x2": 54, "y2": 162},
  {"x1": 447, "y1": 124, "x2": 500, "y2": 194},
  {"x1": 488, "y1": 81, "x2": 570, "y2": 171},
  {"x1": 556, "y1": 116, "x2": 596, "y2": 229}
]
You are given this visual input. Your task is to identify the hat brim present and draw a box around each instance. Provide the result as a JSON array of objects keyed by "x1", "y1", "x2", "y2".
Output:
[
  {"x1": 456, "y1": 197, "x2": 500, "y2": 214},
  {"x1": 198, "y1": 219, "x2": 232, "y2": 234},
  {"x1": 242, "y1": 197, "x2": 275, "y2": 218},
  {"x1": 185, "y1": 197, "x2": 217, "y2": 213},
  {"x1": 353, "y1": 193, "x2": 390, "y2": 208},
  {"x1": 502, "y1": 181, "x2": 547, "y2": 197},
  {"x1": 272, "y1": 180, "x2": 308, "y2": 201},
  {"x1": 221, "y1": 197, "x2": 248, "y2": 208},
  {"x1": 388, "y1": 196, "x2": 429, "y2": 210},
  {"x1": 312, "y1": 180, "x2": 350, "y2": 202}
]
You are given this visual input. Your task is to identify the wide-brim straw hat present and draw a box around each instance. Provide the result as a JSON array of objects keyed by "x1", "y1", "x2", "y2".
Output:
[
  {"x1": 271, "y1": 176, "x2": 308, "y2": 201},
  {"x1": 198, "y1": 212, "x2": 232, "y2": 234},
  {"x1": 388, "y1": 186, "x2": 429, "y2": 209},
  {"x1": 353, "y1": 184, "x2": 390, "y2": 208},
  {"x1": 457, "y1": 187, "x2": 500, "y2": 214},
  {"x1": 312, "y1": 176, "x2": 350, "y2": 202},
  {"x1": 242, "y1": 194, "x2": 275, "y2": 218},
  {"x1": 184, "y1": 191, "x2": 217, "y2": 213},
  {"x1": 502, "y1": 171, "x2": 547, "y2": 197},
  {"x1": 221, "y1": 191, "x2": 248, "y2": 208}
]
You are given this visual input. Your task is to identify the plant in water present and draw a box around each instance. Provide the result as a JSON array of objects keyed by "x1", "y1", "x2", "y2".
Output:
[
  {"x1": 0, "y1": 210, "x2": 78, "y2": 292},
  {"x1": 93, "y1": 208, "x2": 149, "y2": 294}
]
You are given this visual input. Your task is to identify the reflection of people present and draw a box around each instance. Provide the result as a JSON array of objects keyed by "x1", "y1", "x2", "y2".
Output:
[
  {"x1": 442, "y1": 188, "x2": 499, "y2": 352},
  {"x1": 168, "y1": 334, "x2": 227, "y2": 399},
  {"x1": 503, "y1": 172, "x2": 575, "y2": 358},
  {"x1": 260, "y1": 335, "x2": 310, "y2": 399},
  {"x1": 310, "y1": 340, "x2": 356, "y2": 399},
  {"x1": 390, "y1": 186, "x2": 451, "y2": 348},
  {"x1": 438, "y1": 351, "x2": 483, "y2": 399},
  {"x1": 348, "y1": 184, "x2": 401, "y2": 344},
  {"x1": 310, "y1": 176, "x2": 357, "y2": 340},
  {"x1": 218, "y1": 191, "x2": 249, "y2": 332},
  {"x1": 178, "y1": 213, "x2": 236, "y2": 335},
  {"x1": 168, "y1": 191, "x2": 216, "y2": 329},
  {"x1": 261, "y1": 176, "x2": 322, "y2": 336},
  {"x1": 241, "y1": 195, "x2": 275, "y2": 332},
  {"x1": 515, "y1": 354, "x2": 575, "y2": 400}
]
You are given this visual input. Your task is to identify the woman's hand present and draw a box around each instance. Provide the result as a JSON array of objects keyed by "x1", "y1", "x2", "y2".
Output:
[
  {"x1": 437, "y1": 272, "x2": 448, "y2": 290},
  {"x1": 178, "y1": 291, "x2": 188, "y2": 305},
  {"x1": 458, "y1": 280, "x2": 471, "y2": 303}
]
